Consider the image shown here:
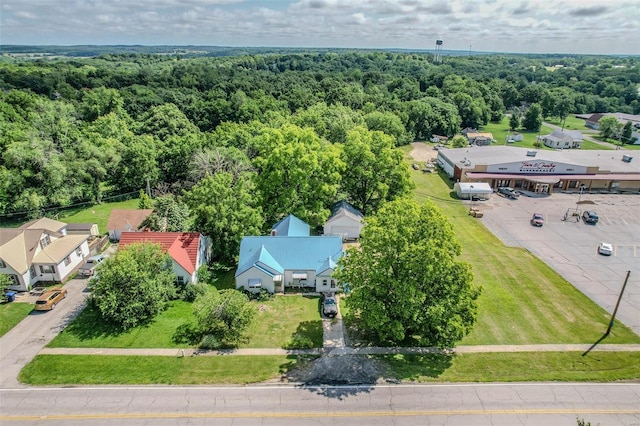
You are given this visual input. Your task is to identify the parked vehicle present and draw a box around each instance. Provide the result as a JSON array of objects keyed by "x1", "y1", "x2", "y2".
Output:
[
  {"x1": 498, "y1": 187, "x2": 520, "y2": 199},
  {"x1": 78, "y1": 254, "x2": 106, "y2": 277},
  {"x1": 322, "y1": 295, "x2": 338, "y2": 318},
  {"x1": 598, "y1": 242, "x2": 613, "y2": 256},
  {"x1": 34, "y1": 288, "x2": 67, "y2": 311},
  {"x1": 530, "y1": 213, "x2": 544, "y2": 227},
  {"x1": 582, "y1": 210, "x2": 599, "y2": 224}
]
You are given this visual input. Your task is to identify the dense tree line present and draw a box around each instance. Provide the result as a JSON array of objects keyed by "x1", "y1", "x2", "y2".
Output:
[{"x1": 1, "y1": 51, "x2": 638, "y2": 262}]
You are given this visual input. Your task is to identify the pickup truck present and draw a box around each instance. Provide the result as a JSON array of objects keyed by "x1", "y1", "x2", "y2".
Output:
[{"x1": 78, "y1": 254, "x2": 106, "y2": 277}]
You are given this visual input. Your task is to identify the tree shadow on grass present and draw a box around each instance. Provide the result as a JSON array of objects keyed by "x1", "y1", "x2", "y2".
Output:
[
  {"x1": 283, "y1": 320, "x2": 323, "y2": 349},
  {"x1": 58, "y1": 304, "x2": 128, "y2": 340}
]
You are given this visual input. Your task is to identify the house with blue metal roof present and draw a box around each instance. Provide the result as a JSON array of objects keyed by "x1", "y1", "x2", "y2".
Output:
[
  {"x1": 323, "y1": 200, "x2": 364, "y2": 240},
  {"x1": 235, "y1": 235, "x2": 343, "y2": 294},
  {"x1": 270, "y1": 214, "x2": 310, "y2": 236}
]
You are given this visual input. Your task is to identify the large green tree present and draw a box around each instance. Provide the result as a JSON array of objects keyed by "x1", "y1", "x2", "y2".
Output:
[
  {"x1": 523, "y1": 103, "x2": 543, "y2": 131},
  {"x1": 335, "y1": 198, "x2": 481, "y2": 347},
  {"x1": 185, "y1": 171, "x2": 263, "y2": 263},
  {"x1": 598, "y1": 116, "x2": 623, "y2": 142},
  {"x1": 252, "y1": 124, "x2": 343, "y2": 227},
  {"x1": 340, "y1": 127, "x2": 414, "y2": 215},
  {"x1": 89, "y1": 243, "x2": 176, "y2": 329}
]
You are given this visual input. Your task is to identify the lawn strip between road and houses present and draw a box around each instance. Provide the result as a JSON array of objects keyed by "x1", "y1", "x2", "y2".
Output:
[
  {"x1": 18, "y1": 351, "x2": 640, "y2": 385},
  {"x1": 380, "y1": 351, "x2": 640, "y2": 383},
  {"x1": 19, "y1": 354, "x2": 312, "y2": 385}
]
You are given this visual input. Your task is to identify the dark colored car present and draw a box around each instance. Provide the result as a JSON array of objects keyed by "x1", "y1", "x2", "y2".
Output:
[
  {"x1": 498, "y1": 187, "x2": 520, "y2": 199},
  {"x1": 322, "y1": 295, "x2": 338, "y2": 318},
  {"x1": 582, "y1": 210, "x2": 599, "y2": 224},
  {"x1": 530, "y1": 213, "x2": 544, "y2": 227}
]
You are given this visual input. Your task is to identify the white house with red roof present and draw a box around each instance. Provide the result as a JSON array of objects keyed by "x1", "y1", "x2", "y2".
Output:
[{"x1": 118, "y1": 232, "x2": 209, "y2": 284}]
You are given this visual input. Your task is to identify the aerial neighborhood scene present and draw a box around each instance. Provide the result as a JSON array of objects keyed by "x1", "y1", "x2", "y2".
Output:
[{"x1": 0, "y1": 0, "x2": 639, "y2": 424}]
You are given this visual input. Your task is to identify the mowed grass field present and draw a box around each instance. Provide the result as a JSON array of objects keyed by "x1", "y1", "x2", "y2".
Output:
[
  {"x1": 58, "y1": 198, "x2": 139, "y2": 234},
  {"x1": 409, "y1": 166, "x2": 639, "y2": 345}
]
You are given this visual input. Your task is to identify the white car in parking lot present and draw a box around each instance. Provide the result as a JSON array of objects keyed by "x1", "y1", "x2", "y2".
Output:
[{"x1": 598, "y1": 242, "x2": 613, "y2": 256}]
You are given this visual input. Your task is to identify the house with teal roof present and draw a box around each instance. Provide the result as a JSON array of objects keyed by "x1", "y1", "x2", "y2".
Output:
[
  {"x1": 235, "y1": 234, "x2": 343, "y2": 294},
  {"x1": 270, "y1": 214, "x2": 310, "y2": 236}
]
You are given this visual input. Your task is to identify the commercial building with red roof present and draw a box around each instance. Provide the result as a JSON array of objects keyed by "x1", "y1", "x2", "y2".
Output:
[{"x1": 119, "y1": 232, "x2": 210, "y2": 284}]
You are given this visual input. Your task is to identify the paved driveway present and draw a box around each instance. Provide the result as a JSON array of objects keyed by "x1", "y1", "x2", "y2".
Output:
[
  {"x1": 477, "y1": 192, "x2": 640, "y2": 335},
  {"x1": 0, "y1": 279, "x2": 89, "y2": 388}
]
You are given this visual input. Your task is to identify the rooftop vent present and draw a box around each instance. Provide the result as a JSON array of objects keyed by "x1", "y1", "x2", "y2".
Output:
[
  {"x1": 622, "y1": 154, "x2": 633, "y2": 163},
  {"x1": 526, "y1": 150, "x2": 537, "y2": 157}
]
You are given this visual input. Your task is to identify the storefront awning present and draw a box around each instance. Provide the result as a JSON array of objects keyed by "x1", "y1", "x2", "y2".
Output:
[{"x1": 466, "y1": 172, "x2": 640, "y2": 182}]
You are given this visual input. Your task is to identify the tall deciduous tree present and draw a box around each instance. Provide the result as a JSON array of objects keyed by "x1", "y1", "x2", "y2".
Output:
[
  {"x1": 89, "y1": 243, "x2": 176, "y2": 330},
  {"x1": 185, "y1": 171, "x2": 263, "y2": 263},
  {"x1": 340, "y1": 127, "x2": 414, "y2": 215},
  {"x1": 523, "y1": 103, "x2": 543, "y2": 131},
  {"x1": 252, "y1": 124, "x2": 343, "y2": 227},
  {"x1": 141, "y1": 195, "x2": 192, "y2": 232},
  {"x1": 598, "y1": 116, "x2": 623, "y2": 142},
  {"x1": 335, "y1": 198, "x2": 481, "y2": 347}
]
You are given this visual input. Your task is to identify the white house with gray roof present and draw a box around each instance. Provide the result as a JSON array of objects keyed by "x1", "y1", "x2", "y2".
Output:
[{"x1": 323, "y1": 200, "x2": 364, "y2": 240}]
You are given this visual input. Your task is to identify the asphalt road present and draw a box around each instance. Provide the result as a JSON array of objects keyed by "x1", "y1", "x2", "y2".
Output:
[
  {"x1": 1, "y1": 383, "x2": 639, "y2": 425},
  {"x1": 478, "y1": 192, "x2": 640, "y2": 334},
  {"x1": 0, "y1": 278, "x2": 89, "y2": 388}
]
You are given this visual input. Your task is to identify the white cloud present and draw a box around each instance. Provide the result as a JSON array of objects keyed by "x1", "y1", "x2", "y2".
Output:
[{"x1": 0, "y1": 0, "x2": 638, "y2": 54}]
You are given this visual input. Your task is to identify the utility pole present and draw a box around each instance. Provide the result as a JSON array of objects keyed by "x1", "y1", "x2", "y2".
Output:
[{"x1": 606, "y1": 271, "x2": 631, "y2": 335}]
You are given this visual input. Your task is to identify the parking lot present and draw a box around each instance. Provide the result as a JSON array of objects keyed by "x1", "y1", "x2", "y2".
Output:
[{"x1": 476, "y1": 192, "x2": 640, "y2": 335}]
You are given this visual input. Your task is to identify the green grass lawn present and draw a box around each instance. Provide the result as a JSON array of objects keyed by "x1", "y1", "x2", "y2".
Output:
[
  {"x1": 482, "y1": 117, "x2": 553, "y2": 149},
  {"x1": 243, "y1": 295, "x2": 323, "y2": 348},
  {"x1": 19, "y1": 351, "x2": 639, "y2": 385},
  {"x1": 410, "y1": 169, "x2": 640, "y2": 345},
  {"x1": 381, "y1": 352, "x2": 640, "y2": 383},
  {"x1": 48, "y1": 295, "x2": 323, "y2": 349},
  {"x1": 544, "y1": 114, "x2": 588, "y2": 131},
  {"x1": 0, "y1": 302, "x2": 33, "y2": 337},
  {"x1": 48, "y1": 300, "x2": 193, "y2": 348},
  {"x1": 58, "y1": 199, "x2": 139, "y2": 234},
  {"x1": 19, "y1": 354, "x2": 313, "y2": 385}
]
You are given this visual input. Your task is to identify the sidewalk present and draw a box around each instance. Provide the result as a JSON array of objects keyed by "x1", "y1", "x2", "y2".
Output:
[{"x1": 38, "y1": 343, "x2": 640, "y2": 357}]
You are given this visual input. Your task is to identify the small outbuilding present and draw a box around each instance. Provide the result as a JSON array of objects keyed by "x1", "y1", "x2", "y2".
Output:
[
  {"x1": 323, "y1": 200, "x2": 364, "y2": 240},
  {"x1": 454, "y1": 182, "x2": 493, "y2": 200}
]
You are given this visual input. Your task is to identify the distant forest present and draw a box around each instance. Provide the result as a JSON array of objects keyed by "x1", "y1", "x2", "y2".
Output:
[{"x1": 1, "y1": 47, "x2": 639, "y2": 229}]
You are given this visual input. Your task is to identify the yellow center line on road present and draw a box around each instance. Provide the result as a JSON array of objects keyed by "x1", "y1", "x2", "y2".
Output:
[{"x1": 3, "y1": 408, "x2": 640, "y2": 421}]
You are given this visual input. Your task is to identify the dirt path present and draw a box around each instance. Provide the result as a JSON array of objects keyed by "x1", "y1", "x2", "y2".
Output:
[{"x1": 408, "y1": 142, "x2": 438, "y2": 162}]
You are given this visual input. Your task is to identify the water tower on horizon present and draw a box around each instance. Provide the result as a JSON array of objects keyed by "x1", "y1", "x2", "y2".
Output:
[{"x1": 435, "y1": 39, "x2": 443, "y2": 63}]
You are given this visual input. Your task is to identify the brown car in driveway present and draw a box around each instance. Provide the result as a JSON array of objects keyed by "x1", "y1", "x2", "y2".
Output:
[{"x1": 34, "y1": 288, "x2": 67, "y2": 311}]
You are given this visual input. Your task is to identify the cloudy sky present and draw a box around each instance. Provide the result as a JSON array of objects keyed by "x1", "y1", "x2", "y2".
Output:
[{"x1": 1, "y1": 0, "x2": 639, "y2": 55}]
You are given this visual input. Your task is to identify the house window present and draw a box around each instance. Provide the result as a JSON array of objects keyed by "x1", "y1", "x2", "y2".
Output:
[
  {"x1": 248, "y1": 278, "x2": 261, "y2": 289},
  {"x1": 330, "y1": 280, "x2": 336, "y2": 288},
  {"x1": 30, "y1": 265, "x2": 36, "y2": 279},
  {"x1": 323, "y1": 279, "x2": 328, "y2": 287},
  {"x1": 39, "y1": 235, "x2": 51, "y2": 249},
  {"x1": 7, "y1": 275, "x2": 19, "y2": 286},
  {"x1": 64, "y1": 256, "x2": 71, "y2": 266},
  {"x1": 176, "y1": 276, "x2": 185, "y2": 286},
  {"x1": 0, "y1": 258, "x2": 5, "y2": 268},
  {"x1": 75, "y1": 246, "x2": 82, "y2": 257},
  {"x1": 39, "y1": 265, "x2": 55, "y2": 274}
]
